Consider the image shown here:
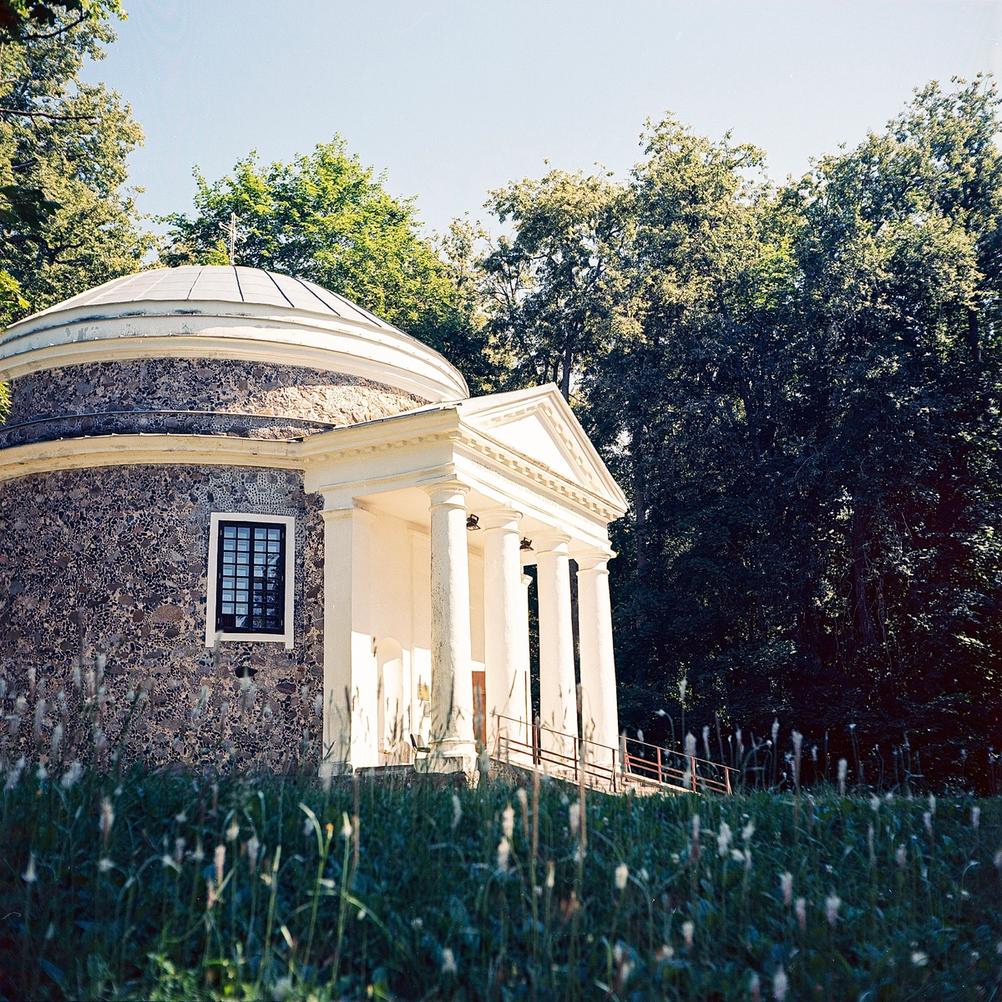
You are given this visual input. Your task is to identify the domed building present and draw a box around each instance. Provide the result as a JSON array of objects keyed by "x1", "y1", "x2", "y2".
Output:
[{"x1": 0, "y1": 265, "x2": 626, "y2": 775}]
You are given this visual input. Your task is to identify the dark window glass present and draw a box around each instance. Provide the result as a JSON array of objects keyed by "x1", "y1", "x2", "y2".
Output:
[{"x1": 215, "y1": 520, "x2": 287, "y2": 635}]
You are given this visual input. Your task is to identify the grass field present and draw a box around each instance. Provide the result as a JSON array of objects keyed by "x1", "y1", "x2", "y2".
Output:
[{"x1": 1, "y1": 761, "x2": 999, "y2": 1000}]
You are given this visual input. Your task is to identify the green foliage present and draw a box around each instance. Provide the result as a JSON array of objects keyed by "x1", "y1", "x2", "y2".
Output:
[
  {"x1": 0, "y1": 0, "x2": 122, "y2": 40},
  {"x1": 476, "y1": 81, "x2": 1002, "y2": 767},
  {"x1": 1, "y1": 763, "x2": 998, "y2": 999},
  {"x1": 478, "y1": 170, "x2": 630, "y2": 397},
  {"x1": 160, "y1": 141, "x2": 492, "y2": 391},
  {"x1": 0, "y1": 0, "x2": 146, "y2": 325}
]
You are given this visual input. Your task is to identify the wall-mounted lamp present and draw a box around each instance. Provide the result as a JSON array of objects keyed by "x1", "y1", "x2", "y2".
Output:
[
  {"x1": 466, "y1": 514, "x2": 480, "y2": 531},
  {"x1": 520, "y1": 537, "x2": 533, "y2": 551}
]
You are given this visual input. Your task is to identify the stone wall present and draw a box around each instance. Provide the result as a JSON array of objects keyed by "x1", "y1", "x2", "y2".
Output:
[
  {"x1": 1, "y1": 357, "x2": 426, "y2": 446},
  {"x1": 0, "y1": 464, "x2": 325, "y2": 770}
]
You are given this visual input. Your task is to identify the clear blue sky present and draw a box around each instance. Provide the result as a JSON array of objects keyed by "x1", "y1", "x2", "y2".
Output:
[{"x1": 83, "y1": 0, "x2": 1001, "y2": 237}]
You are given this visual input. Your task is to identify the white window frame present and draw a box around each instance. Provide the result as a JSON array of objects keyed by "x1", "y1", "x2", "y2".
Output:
[{"x1": 205, "y1": 512, "x2": 296, "y2": 650}]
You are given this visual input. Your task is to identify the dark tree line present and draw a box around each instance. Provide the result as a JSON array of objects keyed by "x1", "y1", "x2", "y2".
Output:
[{"x1": 470, "y1": 82, "x2": 1001, "y2": 775}]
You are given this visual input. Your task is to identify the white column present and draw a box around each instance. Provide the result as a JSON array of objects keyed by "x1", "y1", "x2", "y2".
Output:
[
  {"x1": 535, "y1": 530, "x2": 578, "y2": 761},
  {"x1": 321, "y1": 502, "x2": 378, "y2": 771},
  {"x1": 419, "y1": 479, "x2": 477, "y2": 775},
  {"x1": 576, "y1": 548, "x2": 619, "y2": 757},
  {"x1": 481, "y1": 507, "x2": 528, "y2": 756}
]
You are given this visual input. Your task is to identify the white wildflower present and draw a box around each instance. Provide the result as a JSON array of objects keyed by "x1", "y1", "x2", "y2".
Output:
[
  {"x1": 246, "y1": 835, "x2": 260, "y2": 873},
  {"x1": 911, "y1": 951, "x2": 928, "y2": 967},
  {"x1": 682, "y1": 920, "x2": 694, "y2": 948},
  {"x1": 749, "y1": 971, "x2": 761, "y2": 1001},
  {"x1": 896, "y1": 845, "x2": 907, "y2": 868},
  {"x1": 717, "y1": 821, "x2": 733, "y2": 857},
  {"x1": 97, "y1": 857, "x2": 114, "y2": 873},
  {"x1": 825, "y1": 893, "x2": 841, "y2": 926},
  {"x1": 928, "y1": 793, "x2": 936, "y2": 815},
  {"x1": 569, "y1": 801, "x2": 580, "y2": 837},
  {"x1": 161, "y1": 854, "x2": 180, "y2": 872},
  {"x1": 341, "y1": 812, "x2": 353, "y2": 840},
  {"x1": 497, "y1": 837, "x2": 511, "y2": 873},
  {"x1": 923, "y1": 811, "x2": 933, "y2": 835},
  {"x1": 545, "y1": 860, "x2": 555, "y2": 889},
  {"x1": 614, "y1": 862, "x2": 629, "y2": 891},
  {"x1": 214, "y1": 844, "x2": 226, "y2": 886},
  {"x1": 441, "y1": 947, "x2": 457, "y2": 975},
  {"x1": 971, "y1": 806, "x2": 980, "y2": 830},
  {"x1": 780, "y1": 871, "x2": 793, "y2": 907},
  {"x1": 451, "y1": 793, "x2": 462, "y2": 830},
  {"x1": 501, "y1": 803, "x2": 514, "y2": 839},
  {"x1": 226, "y1": 820, "x2": 239, "y2": 842},
  {"x1": 99, "y1": 797, "x2": 114, "y2": 845},
  {"x1": 742, "y1": 819, "x2": 755, "y2": 842},
  {"x1": 22, "y1": 852, "x2": 37, "y2": 884},
  {"x1": 795, "y1": 897, "x2": 807, "y2": 931},
  {"x1": 837, "y1": 758, "x2": 847, "y2": 795},
  {"x1": 773, "y1": 965, "x2": 788, "y2": 1001},
  {"x1": 869, "y1": 794, "x2": 880, "y2": 813}
]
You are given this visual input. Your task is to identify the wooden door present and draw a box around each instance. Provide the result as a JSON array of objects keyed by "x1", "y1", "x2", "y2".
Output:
[{"x1": 471, "y1": 670, "x2": 487, "y2": 750}]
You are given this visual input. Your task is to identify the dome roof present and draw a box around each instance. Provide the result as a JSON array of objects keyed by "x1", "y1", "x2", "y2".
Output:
[
  {"x1": 0, "y1": 265, "x2": 468, "y2": 402},
  {"x1": 14, "y1": 265, "x2": 398, "y2": 331}
]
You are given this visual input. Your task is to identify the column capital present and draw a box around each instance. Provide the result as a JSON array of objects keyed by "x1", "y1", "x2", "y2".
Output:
[
  {"x1": 422, "y1": 478, "x2": 469, "y2": 509},
  {"x1": 478, "y1": 506, "x2": 522, "y2": 532},
  {"x1": 533, "y1": 529, "x2": 571, "y2": 557},
  {"x1": 574, "y1": 546, "x2": 616, "y2": 572}
]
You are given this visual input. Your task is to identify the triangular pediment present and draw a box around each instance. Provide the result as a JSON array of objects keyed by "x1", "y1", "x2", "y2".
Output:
[{"x1": 458, "y1": 384, "x2": 627, "y2": 513}]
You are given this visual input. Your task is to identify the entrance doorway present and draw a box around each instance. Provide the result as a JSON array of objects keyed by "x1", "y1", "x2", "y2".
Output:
[
  {"x1": 471, "y1": 670, "x2": 487, "y2": 751},
  {"x1": 377, "y1": 639, "x2": 408, "y2": 764}
]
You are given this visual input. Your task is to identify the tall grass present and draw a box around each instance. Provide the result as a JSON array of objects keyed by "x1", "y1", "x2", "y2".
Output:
[{"x1": 1, "y1": 760, "x2": 999, "y2": 999}]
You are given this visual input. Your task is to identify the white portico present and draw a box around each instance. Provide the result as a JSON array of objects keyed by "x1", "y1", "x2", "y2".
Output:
[{"x1": 305, "y1": 385, "x2": 627, "y2": 776}]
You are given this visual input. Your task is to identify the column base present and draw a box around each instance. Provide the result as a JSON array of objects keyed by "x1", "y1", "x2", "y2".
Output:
[
  {"x1": 318, "y1": 758, "x2": 355, "y2": 779},
  {"x1": 416, "y1": 738, "x2": 480, "y2": 783}
]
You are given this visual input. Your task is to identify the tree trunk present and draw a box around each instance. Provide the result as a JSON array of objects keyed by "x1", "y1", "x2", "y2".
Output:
[
  {"x1": 560, "y1": 344, "x2": 573, "y2": 400},
  {"x1": 849, "y1": 505, "x2": 877, "y2": 649}
]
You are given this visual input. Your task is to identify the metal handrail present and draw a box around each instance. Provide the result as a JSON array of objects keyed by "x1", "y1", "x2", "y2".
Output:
[
  {"x1": 493, "y1": 712, "x2": 735, "y2": 795},
  {"x1": 622, "y1": 734, "x2": 735, "y2": 795}
]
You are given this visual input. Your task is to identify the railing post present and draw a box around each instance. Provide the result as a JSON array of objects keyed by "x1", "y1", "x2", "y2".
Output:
[
  {"x1": 689, "y1": 754, "x2": 698, "y2": 792},
  {"x1": 657, "y1": 746, "x2": 663, "y2": 786},
  {"x1": 612, "y1": 745, "x2": 617, "y2": 792},
  {"x1": 725, "y1": 767, "x2": 732, "y2": 795}
]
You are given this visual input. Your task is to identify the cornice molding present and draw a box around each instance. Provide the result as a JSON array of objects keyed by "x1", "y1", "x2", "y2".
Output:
[
  {"x1": 0, "y1": 308, "x2": 468, "y2": 402},
  {"x1": 0, "y1": 434, "x2": 302, "y2": 482},
  {"x1": 0, "y1": 405, "x2": 624, "y2": 525}
]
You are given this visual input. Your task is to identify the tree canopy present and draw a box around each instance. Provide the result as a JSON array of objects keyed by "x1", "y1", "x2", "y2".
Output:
[
  {"x1": 0, "y1": 0, "x2": 143, "y2": 418},
  {"x1": 470, "y1": 79, "x2": 1001, "y2": 773},
  {"x1": 159, "y1": 142, "x2": 492, "y2": 390}
]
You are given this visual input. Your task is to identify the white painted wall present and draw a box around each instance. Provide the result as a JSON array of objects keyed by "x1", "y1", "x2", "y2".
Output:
[{"x1": 353, "y1": 508, "x2": 487, "y2": 764}]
